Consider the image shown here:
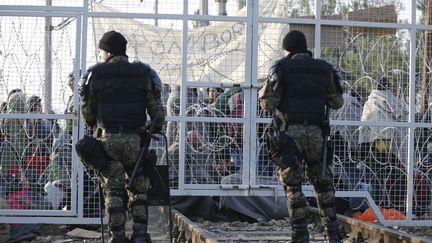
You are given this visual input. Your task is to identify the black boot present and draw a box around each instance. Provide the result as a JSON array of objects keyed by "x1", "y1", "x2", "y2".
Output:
[
  {"x1": 108, "y1": 230, "x2": 128, "y2": 243},
  {"x1": 130, "y1": 223, "x2": 151, "y2": 243},
  {"x1": 291, "y1": 224, "x2": 309, "y2": 243},
  {"x1": 324, "y1": 221, "x2": 343, "y2": 243}
]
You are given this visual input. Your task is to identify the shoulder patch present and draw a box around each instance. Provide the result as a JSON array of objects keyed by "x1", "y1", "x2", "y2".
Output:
[
  {"x1": 268, "y1": 59, "x2": 281, "y2": 82},
  {"x1": 78, "y1": 70, "x2": 92, "y2": 87},
  {"x1": 78, "y1": 68, "x2": 94, "y2": 96}
]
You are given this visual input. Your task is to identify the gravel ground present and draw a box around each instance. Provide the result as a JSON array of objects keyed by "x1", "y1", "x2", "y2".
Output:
[
  {"x1": 8, "y1": 210, "x2": 432, "y2": 243},
  {"x1": 17, "y1": 223, "x2": 432, "y2": 243},
  {"x1": 19, "y1": 220, "x2": 432, "y2": 243},
  {"x1": 22, "y1": 207, "x2": 170, "y2": 243},
  {"x1": 17, "y1": 224, "x2": 105, "y2": 243},
  {"x1": 196, "y1": 217, "x2": 432, "y2": 242}
]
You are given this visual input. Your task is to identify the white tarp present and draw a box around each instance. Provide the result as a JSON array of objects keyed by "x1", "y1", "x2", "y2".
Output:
[{"x1": 91, "y1": 0, "x2": 289, "y2": 85}]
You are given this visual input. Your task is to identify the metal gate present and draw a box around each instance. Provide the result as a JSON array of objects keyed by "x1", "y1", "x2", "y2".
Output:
[{"x1": 0, "y1": 0, "x2": 431, "y2": 227}]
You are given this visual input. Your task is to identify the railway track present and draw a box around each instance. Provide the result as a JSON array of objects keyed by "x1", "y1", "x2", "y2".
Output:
[{"x1": 166, "y1": 207, "x2": 432, "y2": 243}]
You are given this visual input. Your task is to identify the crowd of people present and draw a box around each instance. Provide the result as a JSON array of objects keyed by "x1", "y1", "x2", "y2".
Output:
[
  {"x1": 0, "y1": 29, "x2": 431, "y2": 243},
  {"x1": 0, "y1": 88, "x2": 62, "y2": 239},
  {"x1": 0, "y1": 88, "x2": 59, "y2": 200},
  {"x1": 331, "y1": 76, "x2": 431, "y2": 216},
  {"x1": 0, "y1": 68, "x2": 429, "y2": 239},
  {"x1": 0, "y1": 73, "x2": 103, "y2": 240}
]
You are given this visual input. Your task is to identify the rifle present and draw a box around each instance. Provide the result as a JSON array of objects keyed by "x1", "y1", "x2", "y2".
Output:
[{"x1": 320, "y1": 106, "x2": 331, "y2": 180}]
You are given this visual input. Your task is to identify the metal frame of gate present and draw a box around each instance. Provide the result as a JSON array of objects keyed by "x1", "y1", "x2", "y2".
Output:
[{"x1": 0, "y1": 0, "x2": 431, "y2": 227}]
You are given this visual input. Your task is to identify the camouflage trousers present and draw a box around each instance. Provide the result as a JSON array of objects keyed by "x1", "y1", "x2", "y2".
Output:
[
  {"x1": 99, "y1": 133, "x2": 151, "y2": 234},
  {"x1": 277, "y1": 125, "x2": 337, "y2": 226}
]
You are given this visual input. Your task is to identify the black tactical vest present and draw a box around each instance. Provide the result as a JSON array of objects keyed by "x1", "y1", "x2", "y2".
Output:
[
  {"x1": 277, "y1": 56, "x2": 331, "y2": 127},
  {"x1": 90, "y1": 60, "x2": 148, "y2": 131}
]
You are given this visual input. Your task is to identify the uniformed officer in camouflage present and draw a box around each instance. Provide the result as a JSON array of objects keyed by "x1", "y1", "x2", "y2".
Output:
[
  {"x1": 79, "y1": 30, "x2": 165, "y2": 243},
  {"x1": 258, "y1": 30, "x2": 344, "y2": 243}
]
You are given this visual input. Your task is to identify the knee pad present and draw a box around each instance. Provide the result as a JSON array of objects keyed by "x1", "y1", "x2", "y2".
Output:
[
  {"x1": 129, "y1": 193, "x2": 148, "y2": 224},
  {"x1": 106, "y1": 189, "x2": 126, "y2": 206},
  {"x1": 105, "y1": 189, "x2": 127, "y2": 230},
  {"x1": 106, "y1": 189, "x2": 126, "y2": 207},
  {"x1": 278, "y1": 168, "x2": 303, "y2": 187}
]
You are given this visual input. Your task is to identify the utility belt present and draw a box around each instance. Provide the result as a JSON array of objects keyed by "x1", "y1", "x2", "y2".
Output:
[
  {"x1": 102, "y1": 125, "x2": 140, "y2": 135},
  {"x1": 274, "y1": 110, "x2": 324, "y2": 132},
  {"x1": 285, "y1": 122, "x2": 329, "y2": 138},
  {"x1": 286, "y1": 120, "x2": 324, "y2": 129}
]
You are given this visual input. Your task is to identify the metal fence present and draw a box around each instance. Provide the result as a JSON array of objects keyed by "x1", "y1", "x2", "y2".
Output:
[{"x1": 0, "y1": 0, "x2": 431, "y2": 227}]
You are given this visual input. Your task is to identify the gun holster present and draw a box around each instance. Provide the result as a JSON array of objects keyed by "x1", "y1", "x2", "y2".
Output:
[
  {"x1": 265, "y1": 128, "x2": 300, "y2": 169},
  {"x1": 75, "y1": 135, "x2": 110, "y2": 171}
]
